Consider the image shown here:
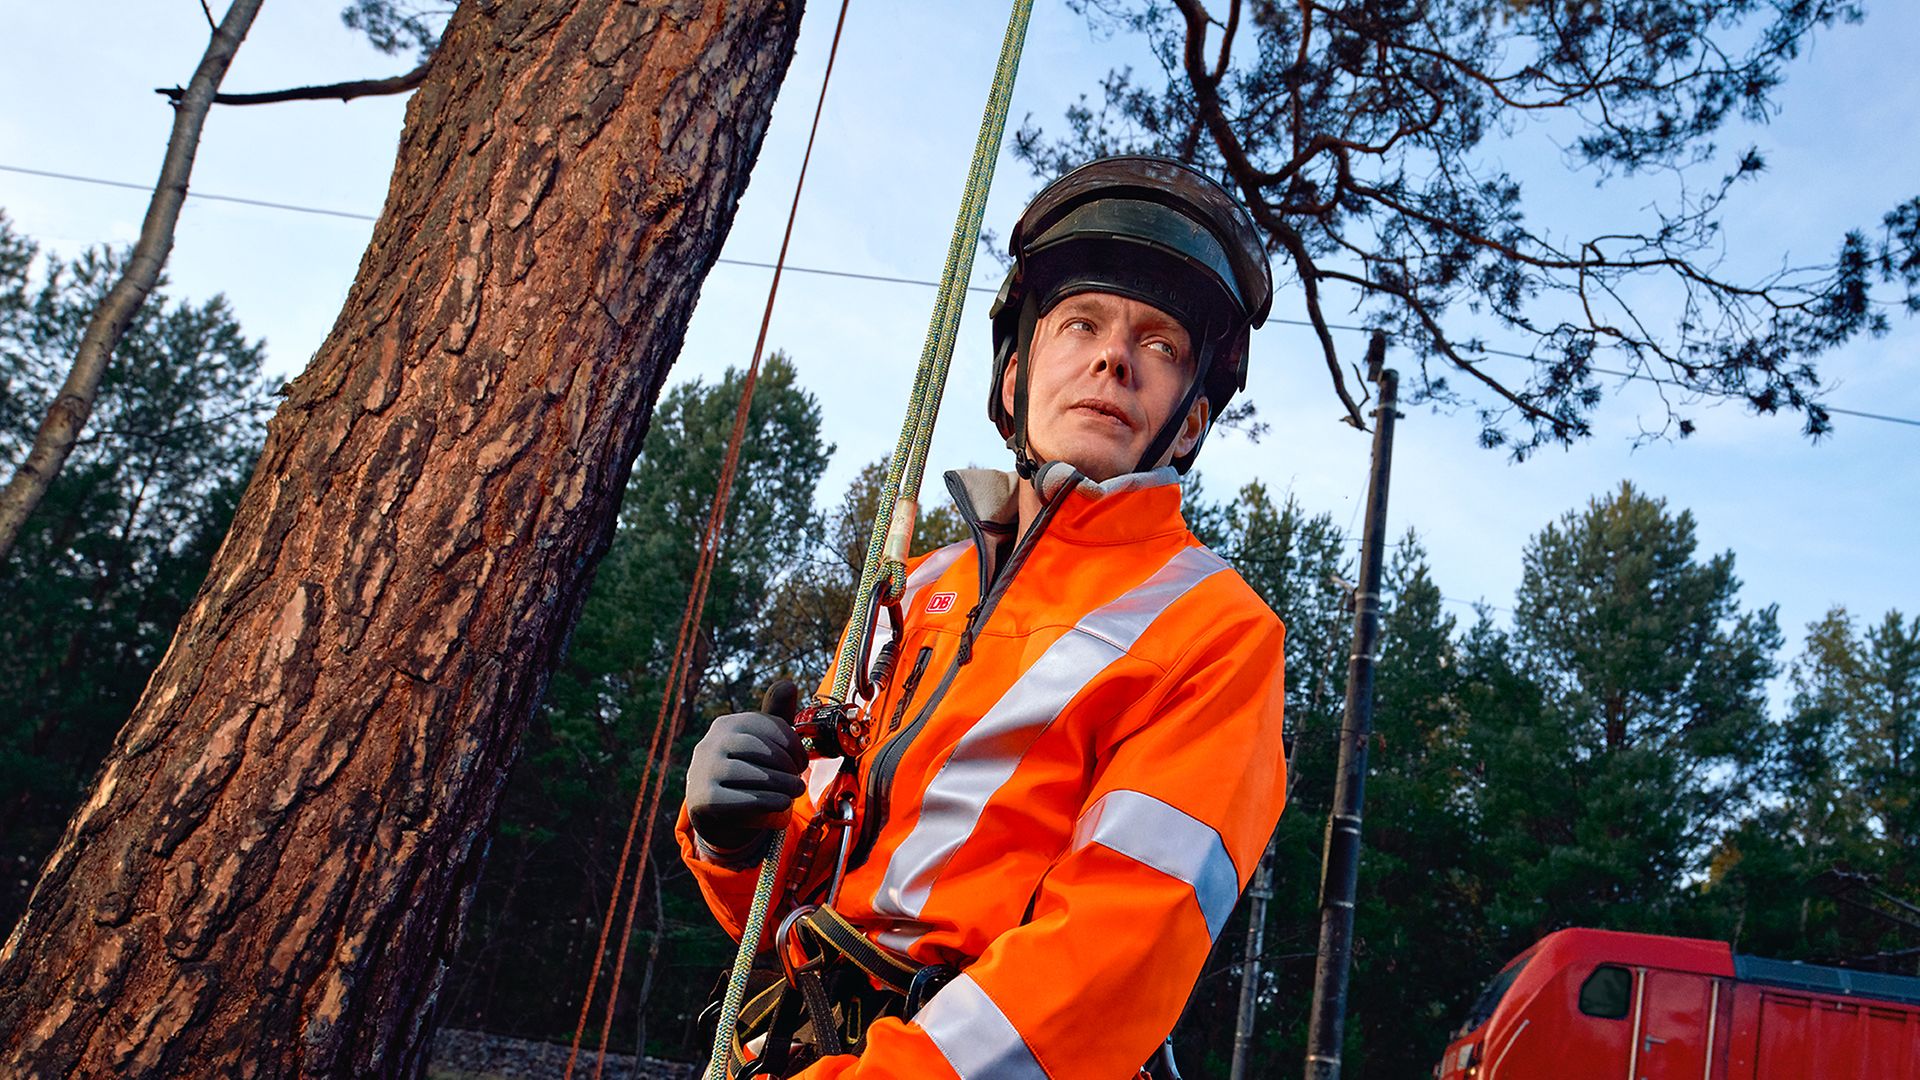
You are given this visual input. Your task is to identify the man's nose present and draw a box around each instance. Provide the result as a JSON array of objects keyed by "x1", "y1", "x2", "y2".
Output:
[{"x1": 1090, "y1": 338, "x2": 1131, "y2": 382}]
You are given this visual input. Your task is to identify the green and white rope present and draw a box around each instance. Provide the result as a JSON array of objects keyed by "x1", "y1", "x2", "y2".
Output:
[
  {"x1": 838, "y1": 0, "x2": 1033, "y2": 705},
  {"x1": 704, "y1": 3, "x2": 1034, "y2": 1076}
]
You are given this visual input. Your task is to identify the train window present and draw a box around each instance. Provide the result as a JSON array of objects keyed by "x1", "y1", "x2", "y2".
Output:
[
  {"x1": 1579, "y1": 965, "x2": 1632, "y2": 1019},
  {"x1": 1456, "y1": 956, "x2": 1531, "y2": 1036}
]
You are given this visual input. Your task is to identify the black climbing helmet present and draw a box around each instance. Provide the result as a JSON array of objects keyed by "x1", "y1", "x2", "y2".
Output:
[{"x1": 987, "y1": 155, "x2": 1273, "y2": 476}]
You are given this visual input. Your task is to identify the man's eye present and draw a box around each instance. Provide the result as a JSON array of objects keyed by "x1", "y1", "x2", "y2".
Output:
[
  {"x1": 1065, "y1": 318, "x2": 1094, "y2": 333},
  {"x1": 1148, "y1": 340, "x2": 1178, "y2": 358}
]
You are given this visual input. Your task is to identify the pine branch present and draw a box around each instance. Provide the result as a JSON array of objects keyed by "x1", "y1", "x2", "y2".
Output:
[{"x1": 155, "y1": 60, "x2": 430, "y2": 107}]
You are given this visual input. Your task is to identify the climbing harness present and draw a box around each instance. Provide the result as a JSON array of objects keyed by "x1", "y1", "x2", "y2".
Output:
[
  {"x1": 702, "y1": 2, "x2": 1037, "y2": 1076},
  {"x1": 704, "y1": 904, "x2": 953, "y2": 1078}
]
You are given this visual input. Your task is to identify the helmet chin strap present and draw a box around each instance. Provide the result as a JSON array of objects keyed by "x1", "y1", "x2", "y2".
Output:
[
  {"x1": 1132, "y1": 334, "x2": 1216, "y2": 475},
  {"x1": 1008, "y1": 299, "x2": 1220, "y2": 486},
  {"x1": 1008, "y1": 294, "x2": 1044, "y2": 481}
]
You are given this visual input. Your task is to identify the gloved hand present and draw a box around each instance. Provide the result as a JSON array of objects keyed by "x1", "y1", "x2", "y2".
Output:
[{"x1": 686, "y1": 680, "x2": 807, "y2": 855}]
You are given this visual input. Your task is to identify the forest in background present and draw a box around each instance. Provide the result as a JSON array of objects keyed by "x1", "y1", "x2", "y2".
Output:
[{"x1": 2, "y1": 212, "x2": 1915, "y2": 1078}]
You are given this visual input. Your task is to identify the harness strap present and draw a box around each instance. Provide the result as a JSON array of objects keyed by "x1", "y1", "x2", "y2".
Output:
[
  {"x1": 724, "y1": 978, "x2": 792, "y2": 1078},
  {"x1": 721, "y1": 904, "x2": 949, "y2": 1078},
  {"x1": 793, "y1": 905, "x2": 920, "y2": 994},
  {"x1": 794, "y1": 969, "x2": 846, "y2": 1057}
]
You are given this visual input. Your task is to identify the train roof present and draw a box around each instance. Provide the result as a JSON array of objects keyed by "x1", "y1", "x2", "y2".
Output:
[
  {"x1": 1527, "y1": 928, "x2": 1920, "y2": 1007},
  {"x1": 1533, "y1": 927, "x2": 1736, "y2": 976},
  {"x1": 1734, "y1": 954, "x2": 1920, "y2": 1007}
]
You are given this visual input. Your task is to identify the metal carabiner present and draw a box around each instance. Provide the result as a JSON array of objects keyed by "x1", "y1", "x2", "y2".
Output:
[
  {"x1": 775, "y1": 903, "x2": 824, "y2": 989},
  {"x1": 824, "y1": 793, "x2": 857, "y2": 907},
  {"x1": 854, "y1": 584, "x2": 905, "y2": 705}
]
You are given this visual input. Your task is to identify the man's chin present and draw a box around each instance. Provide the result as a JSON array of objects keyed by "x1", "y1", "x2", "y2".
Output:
[{"x1": 1031, "y1": 441, "x2": 1134, "y2": 483}]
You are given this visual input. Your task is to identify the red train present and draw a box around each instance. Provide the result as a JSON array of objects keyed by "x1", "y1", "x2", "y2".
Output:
[{"x1": 1435, "y1": 928, "x2": 1920, "y2": 1078}]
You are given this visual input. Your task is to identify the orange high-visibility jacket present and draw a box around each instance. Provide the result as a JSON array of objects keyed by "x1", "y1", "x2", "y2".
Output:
[{"x1": 677, "y1": 465, "x2": 1287, "y2": 1079}]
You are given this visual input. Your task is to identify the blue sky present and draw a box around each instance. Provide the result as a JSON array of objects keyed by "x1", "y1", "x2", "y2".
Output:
[{"x1": 3, "y1": 1, "x2": 1916, "y2": 696}]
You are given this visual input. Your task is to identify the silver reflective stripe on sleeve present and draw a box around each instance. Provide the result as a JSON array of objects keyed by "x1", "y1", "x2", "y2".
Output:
[
  {"x1": 916, "y1": 973, "x2": 1049, "y2": 1080},
  {"x1": 870, "y1": 546, "x2": 1229, "y2": 942},
  {"x1": 1071, "y1": 788, "x2": 1240, "y2": 939}
]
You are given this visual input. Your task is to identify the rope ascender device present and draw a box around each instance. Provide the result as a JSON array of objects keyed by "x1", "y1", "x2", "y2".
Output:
[{"x1": 702, "y1": 2, "x2": 1036, "y2": 1076}]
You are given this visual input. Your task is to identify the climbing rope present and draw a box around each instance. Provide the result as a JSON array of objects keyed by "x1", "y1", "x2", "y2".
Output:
[
  {"x1": 560, "y1": 2, "x2": 856, "y2": 1077},
  {"x1": 704, "y1": 2, "x2": 1036, "y2": 1077},
  {"x1": 839, "y1": 0, "x2": 1035, "y2": 703}
]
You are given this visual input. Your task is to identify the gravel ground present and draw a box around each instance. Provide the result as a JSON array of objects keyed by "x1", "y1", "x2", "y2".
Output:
[{"x1": 429, "y1": 1028, "x2": 698, "y2": 1080}]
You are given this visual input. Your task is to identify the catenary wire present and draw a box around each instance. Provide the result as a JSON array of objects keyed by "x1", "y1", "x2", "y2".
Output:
[
  {"x1": 0, "y1": 163, "x2": 1004, "y2": 289},
  {"x1": 5, "y1": 160, "x2": 1915, "y2": 429},
  {"x1": 0, "y1": 163, "x2": 380, "y2": 220}
]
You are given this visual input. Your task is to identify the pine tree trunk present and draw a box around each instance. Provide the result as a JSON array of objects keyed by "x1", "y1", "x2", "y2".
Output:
[{"x1": 0, "y1": 0, "x2": 803, "y2": 1075}]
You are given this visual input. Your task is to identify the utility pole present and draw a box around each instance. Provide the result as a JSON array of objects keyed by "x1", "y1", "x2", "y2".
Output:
[
  {"x1": 1304, "y1": 333, "x2": 1398, "y2": 1080},
  {"x1": 1231, "y1": 702, "x2": 1314, "y2": 1078},
  {"x1": 1228, "y1": 835, "x2": 1277, "y2": 1080}
]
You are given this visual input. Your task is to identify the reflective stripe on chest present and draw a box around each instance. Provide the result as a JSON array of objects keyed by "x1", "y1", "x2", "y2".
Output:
[{"x1": 864, "y1": 546, "x2": 1228, "y2": 940}]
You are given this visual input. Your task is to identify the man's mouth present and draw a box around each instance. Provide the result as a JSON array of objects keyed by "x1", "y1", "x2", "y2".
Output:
[{"x1": 1069, "y1": 398, "x2": 1133, "y2": 429}]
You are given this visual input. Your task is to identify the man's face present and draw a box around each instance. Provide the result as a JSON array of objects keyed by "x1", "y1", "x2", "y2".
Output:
[{"x1": 1002, "y1": 291, "x2": 1209, "y2": 482}]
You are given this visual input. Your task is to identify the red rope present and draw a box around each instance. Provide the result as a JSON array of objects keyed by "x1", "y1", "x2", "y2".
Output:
[{"x1": 563, "y1": 2, "x2": 856, "y2": 1075}]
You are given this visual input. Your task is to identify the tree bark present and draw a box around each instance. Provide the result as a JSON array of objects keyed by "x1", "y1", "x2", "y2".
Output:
[
  {"x1": 0, "y1": 0, "x2": 262, "y2": 568},
  {"x1": 0, "y1": 0, "x2": 803, "y2": 1075}
]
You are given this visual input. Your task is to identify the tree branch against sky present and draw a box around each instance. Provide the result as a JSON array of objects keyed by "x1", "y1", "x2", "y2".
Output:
[
  {"x1": 1016, "y1": 0, "x2": 1918, "y2": 456},
  {"x1": 340, "y1": 0, "x2": 451, "y2": 61},
  {"x1": 0, "y1": 0, "x2": 262, "y2": 567},
  {"x1": 0, "y1": 1, "x2": 450, "y2": 567},
  {"x1": 155, "y1": 60, "x2": 433, "y2": 107},
  {"x1": 155, "y1": 1, "x2": 451, "y2": 106}
]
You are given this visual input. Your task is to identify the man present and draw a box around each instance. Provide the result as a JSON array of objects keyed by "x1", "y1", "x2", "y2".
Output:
[{"x1": 679, "y1": 156, "x2": 1287, "y2": 1079}]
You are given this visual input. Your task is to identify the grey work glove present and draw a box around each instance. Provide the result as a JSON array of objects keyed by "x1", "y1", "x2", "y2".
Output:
[{"x1": 686, "y1": 680, "x2": 806, "y2": 856}]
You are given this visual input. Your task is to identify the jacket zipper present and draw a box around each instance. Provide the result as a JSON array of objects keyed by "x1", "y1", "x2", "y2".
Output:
[
  {"x1": 886, "y1": 646, "x2": 934, "y2": 735},
  {"x1": 847, "y1": 473, "x2": 1075, "y2": 869}
]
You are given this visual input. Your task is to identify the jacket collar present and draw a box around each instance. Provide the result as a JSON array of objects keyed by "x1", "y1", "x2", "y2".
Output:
[{"x1": 943, "y1": 464, "x2": 1188, "y2": 547}]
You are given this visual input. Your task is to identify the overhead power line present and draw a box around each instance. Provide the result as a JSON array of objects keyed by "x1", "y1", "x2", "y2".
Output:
[
  {"x1": 707, "y1": 256, "x2": 997, "y2": 293},
  {"x1": 0, "y1": 163, "x2": 1000, "y2": 291},
  {"x1": 6, "y1": 161, "x2": 1915, "y2": 429},
  {"x1": 1, "y1": 163, "x2": 379, "y2": 221}
]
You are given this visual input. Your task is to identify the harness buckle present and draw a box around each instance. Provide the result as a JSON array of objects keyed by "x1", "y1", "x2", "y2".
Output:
[{"x1": 904, "y1": 963, "x2": 956, "y2": 1017}]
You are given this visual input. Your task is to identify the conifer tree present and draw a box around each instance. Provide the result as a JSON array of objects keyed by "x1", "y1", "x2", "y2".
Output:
[
  {"x1": 1835, "y1": 611, "x2": 1920, "y2": 883},
  {"x1": 1704, "y1": 607, "x2": 1920, "y2": 969},
  {"x1": 0, "y1": 1, "x2": 804, "y2": 1071},
  {"x1": 1481, "y1": 483, "x2": 1780, "y2": 939}
]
